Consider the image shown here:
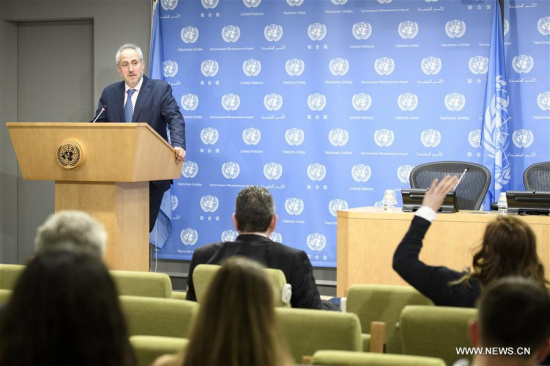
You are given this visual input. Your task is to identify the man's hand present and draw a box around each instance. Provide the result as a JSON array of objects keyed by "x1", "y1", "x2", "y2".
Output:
[
  {"x1": 422, "y1": 175, "x2": 459, "y2": 212},
  {"x1": 174, "y1": 147, "x2": 186, "y2": 164}
]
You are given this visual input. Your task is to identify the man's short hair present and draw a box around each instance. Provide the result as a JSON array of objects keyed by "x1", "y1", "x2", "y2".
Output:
[
  {"x1": 115, "y1": 43, "x2": 144, "y2": 65},
  {"x1": 234, "y1": 186, "x2": 275, "y2": 233},
  {"x1": 478, "y1": 276, "x2": 550, "y2": 353},
  {"x1": 34, "y1": 211, "x2": 107, "y2": 257}
]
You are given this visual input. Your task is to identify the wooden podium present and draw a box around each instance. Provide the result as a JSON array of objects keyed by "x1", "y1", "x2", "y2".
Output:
[{"x1": 7, "y1": 122, "x2": 182, "y2": 271}]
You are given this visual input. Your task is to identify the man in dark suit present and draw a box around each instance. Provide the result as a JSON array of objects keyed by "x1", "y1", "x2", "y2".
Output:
[
  {"x1": 186, "y1": 186, "x2": 325, "y2": 310},
  {"x1": 95, "y1": 43, "x2": 185, "y2": 232}
]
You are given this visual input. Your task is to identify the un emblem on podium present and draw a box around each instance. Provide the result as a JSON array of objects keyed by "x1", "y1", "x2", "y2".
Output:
[
  {"x1": 468, "y1": 129, "x2": 481, "y2": 148},
  {"x1": 57, "y1": 140, "x2": 84, "y2": 169},
  {"x1": 200, "y1": 127, "x2": 219, "y2": 145},
  {"x1": 242, "y1": 127, "x2": 261, "y2": 146},
  {"x1": 512, "y1": 129, "x2": 534, "y2": 148},
  {"x1": 421, "y1": 129, "x2": 441, "y2": 148},
  {"x1": 421, "y1": 56, "x2": 442, "y2": 75},
  {"x1": 374, "y1": 129, "x2": 395, "y2": 147},
  {"x1": 180, "y1": 228, "x2": 198, "y2": 246},
  {"x1": 243, "y1": 59, "x2": 261, "y2": 77},
  {"x1": 469, "y1": 56, "x2": 489, "y2": 75},
  {"x1": 329, "y1": 128, "x2": 349, "y2": 147},
  {"x1": 200, "y1": 195, "x2": 219, "y2": 213},
  {"x1": 264, "y1": 162, "x2": 283, "y2": 180},
  {"x1": 181, "y1": 26, "x2": 199, "y2": 44},
  {"x1": 182, "y1": 161, "x2": 199, "y2": 179},
  {"x1": 222, "y1": 162, "x2": 240, "y2": 180},
  {"x1": 222, "y1": 25, "x2": 240, "y2": 43},
  {"x1": 352, "y1": 22, "x2": 372, "y2": 40},
  {"x1": 285, "y1": 198, "x2": 304, "y2": 215},
  {"x1": 181, "y1": 94, "x2": 199, "y2": 111},
  {"x1": 307, "y1": 233, "x2": 327, "y2": 251},
  {"x1": 351, "y1": 164, "x2": 371, "y2": 183},
  {"x1": 285, "y1": 128, "x2": 305, "y2": 146},
  {"x1": 308, "y1": 23, "x2": 327, "y2": 41},
  {"x1": 445, "y1": 19, "x2": 466, "y2": 38},
  {"x1": 329, "y1": 199, "x2": 348, "y2": 217}
]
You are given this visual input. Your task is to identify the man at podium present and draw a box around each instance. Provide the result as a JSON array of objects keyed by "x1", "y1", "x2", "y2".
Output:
[{"x1": 94, "y1": 43, "x2": 186, "y2": 232}]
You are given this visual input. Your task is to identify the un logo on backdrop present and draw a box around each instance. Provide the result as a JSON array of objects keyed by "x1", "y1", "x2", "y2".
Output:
[
  {"x1": 221, "y1": 230, "x2": 238, "y2": 242},
  {"x1": 201, "y1": 0, "x2": 218, "y2": 9},
  {"x1": 181, "y1": 26, "x2": 199, "y2": 44},
  {"x1": 445, "y1": 20, "x2": 466, "y2": 38},
  {"x1": 200, "y1": 127, "x2": 219, "y2": 145},
  {"x1": 504, "y1": 19, "x2": 509, "y2": 36},
  {"x1": 398, "y1": 21, "x2": 419, "y2": 39},
  {"x1": 329, "y1": 128, "x2": 349, "y2": 147},
  {"x1": 468, "y1": 129, "x2": 481, "y2": 148},
  {"x1": 537, "y1": 92, "x2": 550, "y2": 111},
  {"x1": 351, "y1": 164, "x2": 372, "y2": 183},
  {"x1": 352, "y1": 93, "x2": 372, "y2": 111},
  {"x1": 242, "y1": 127, "x2": 261, "y2": 145},
  {"x1": 374, "y1": 57, "x2": 395, "y2": 76},
  {"x1": 421, "y1": 57, "x2": 442, "y2": 75},
  {"x1": 270, "y1": 232, "x2": 283, "y2": 243},
  {"x1": 421, "y1": 129, "x2": 441, "y2": 147},
  {"x1": 264, "y1": 93, "x2": 283, "y2": 111},
  {"x1": 374, "y1": 129, "x2": 395, "y2": 147},
  {"x1": 512, "y1": 55, "x2": 534, "y2": 74},
  {"x1": 445, "y1": 93, "x2": 466, "y2": 111},
  {"x1": 161, "y1": 0, "x2": 178, "y2": 11},
  {"x1": 162, "y1": 60, "x2": 178, "y2": 78},
  {"x1": 307, "y1": 93, "x2": 327, "y2": 111},
  {"x1": 331, "y1": 0, "x2": 347, "y2": 5},
  {"x1": 329, "y1": 199, "x2": 349, "y2": 217},
  {"x1": 222, "y1": 162, "x2": 240, "y2": 180},
  {"x1": 307, "y1": 233, "x2": 327, "y2": 251},
  {"x1": 171, "y1": 195, "x2": 178, "y2": 211},
  {"x1": 243, "y1": 0, "x2": 261, "y2": 7},
  {"x1": 182, "y1": 161, "x2": 199, "y2": 179},
  {"x1": 264, "y1": 162, "x2": 283, "y2": 180},
  {"x1": 181, "y1": 94, "x2": 199, "y2": 111},
  {"x1": 512, "y1": 129, "x2": 534, "y2": 148},
  {"x1": 352, "y1": 22, "x2": 372, "y2": 40},
  {"x1": 469, "y1": 56, "x2": 489, "y2": 75},
  {"x1": 222, "y1": 25, "x2": 240, "y2": 43},
  {"x1": 201, "y1": 60, "x2": 219, "y2": 77},
  {"x1": 307, "y1": 163, "x2": 327, "y2": 181},
  {"x1": 180, "y1": 228, "x2": 198, "y2": 246},
  {"x1": 285, "y1": 198, "x2": 304, "y2": 215},
  {"x1": 265, "y1": 24, "x2": 283, "y2": 42},
  {"x1": 397, "y1": 165, "x2": 414, "y2": 183},
  {"x1": 538, "y1": 16, "x2": 550, "y2": 36},
  {"x1": 285, "y1": 59, "x2": 305, "y2": 76},
  {"x1": 242, "y1": 59, "x2": 261, "y2": 77},
  {"x1": 378, "y1": 0, "x2": 392, "y2": 3},
  {"x1": 398, "y1": 93, "x2": 419, "y2": 111},
  {"x1": 329, "y1": 58, "x2": 350, "y2": 76},
  {"x1": 287, "y1": 0, "x2": 303, "y2": 6},
  {"x1": 200, "y1": 195, "x2": 219, "y2": 213},
  {"x1": 285, "y1": 128, "x2": 305, "y2": 146},
  {"x1": 222, "y1": 94, "x2": 241, "y2": 111},
  {"x1": 308, "y1": 23, "x2": 327, "y2": 41}
]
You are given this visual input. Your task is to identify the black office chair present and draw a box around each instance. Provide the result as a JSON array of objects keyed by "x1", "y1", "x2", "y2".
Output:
[
  {"x1": 409, "y1": 161, "x2": 491, "y2": 210},
  {"x1": 523, "y1": 162, "x2": 550, "y2": 191}
]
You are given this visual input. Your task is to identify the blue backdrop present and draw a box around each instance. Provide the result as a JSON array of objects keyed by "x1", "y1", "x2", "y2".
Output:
[{"x1": 150, "y1": 0, "x2": 549, "y2": 267}]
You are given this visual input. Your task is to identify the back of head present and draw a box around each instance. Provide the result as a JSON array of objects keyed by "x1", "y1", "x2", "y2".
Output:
[
  {"x1": 478, "y1": 276, "x2": 550, "y2": 352},
  {"x1": 34, "y1": 210, "x2": 107, "y2": 257},
  {"x1": 474, "y1": 215, "x2": 546, "y2": 286},
  {"x1": 234, "y1": 186, "x2": 275, "y2": 233},
  {"x1": 0, "y1": 248, "x2": 134, "y2": 366},
  {"x1": 183, "y1": 256, "x2": 292, "y2": 366}
]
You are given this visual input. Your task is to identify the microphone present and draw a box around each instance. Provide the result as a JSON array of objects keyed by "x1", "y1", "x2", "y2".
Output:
[
  {"x1": 91, "y1": 105, "x2": 107, "y2": 123},
  {"x1": 452, "y1": 168, "x2": 469, "y2": 191}
]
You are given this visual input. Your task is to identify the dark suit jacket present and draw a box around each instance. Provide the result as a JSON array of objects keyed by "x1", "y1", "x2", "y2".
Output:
[
  {"x1": 186, "y1": 234, "x2": 323, "y2": 309},
  {"x1": 95, "y1": 75, "x2": 186, "y2": 192}
]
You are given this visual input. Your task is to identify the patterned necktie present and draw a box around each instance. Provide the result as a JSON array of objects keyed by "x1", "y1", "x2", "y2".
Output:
[{"x1": 124, "y1": 89, "x2": 136, "y2": 123}]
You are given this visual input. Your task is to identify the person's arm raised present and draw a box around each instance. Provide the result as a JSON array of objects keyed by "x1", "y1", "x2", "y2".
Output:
[{"x1": 422, "y1": 175, "x2": 459, "y2": 212}]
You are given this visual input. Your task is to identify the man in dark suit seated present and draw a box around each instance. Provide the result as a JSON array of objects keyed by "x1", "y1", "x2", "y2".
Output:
[{"x1": 186, "y1": 186, "x2": 327, "y2": 310}]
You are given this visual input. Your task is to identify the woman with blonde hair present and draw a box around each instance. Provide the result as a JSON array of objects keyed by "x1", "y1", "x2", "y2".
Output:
[
  {"x1": 155, "y1": 256, "x2": 294, "y2": 366},
  {"x1": 393, "y1": 175, "x2": 547, "y2": 308}
]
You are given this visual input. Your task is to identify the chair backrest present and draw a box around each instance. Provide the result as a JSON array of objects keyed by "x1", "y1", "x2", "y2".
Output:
[
  {"x1": 346, "y1": 284, "x2": 434, "y2": 354},
  {"x1": 193, "y1": 263, "x2": 291, "y2": 307},
  {"x1": 110, "y1": 270, "x2": 173, "y2": 298},
  {"x1": 276, "y1": 307, "x2": 362, "y2": 362},
  {"x1": 120, "y1": 295, "x2": 199, "y2": 338},
  {"x1": 130, "y1": 335, "x2": 188, "y2": 366},
  {"x1": 0, "y1": 289, "x2": 12, "y2": 304},
  {"x1": 0, "y1": 264, "x2": 25, "y2": 290},
  {"x1": 311, "y1": 350, "x2": 446, "y2": 366},
  {"x1": 400, "y1": 305, "x2": 477, "y2": 366},
  {"x1": 524, "y1": 161, "x2": 550, "y2": 191},
  {"x1": 409, "y1": 161, "x2": 491, "y2": 210}
]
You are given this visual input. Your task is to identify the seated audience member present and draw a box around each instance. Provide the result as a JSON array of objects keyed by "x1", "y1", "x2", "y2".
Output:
[
  {"x1": 154, "y1": 256, "x2": 294, "y2": 366},
  {"x1": 186, "y1": 186, "x2": 327, "y2": 310},
  {"x1": 459, "y1": 276, "x2": 550, "y2": 366},
  {"x1": 34, "y1": 210, "x2": 107, "y2": 256},
  {"x1": 0, "y1": 248, "x2": 135, "y2": 366},
  {"x1": 393, "y1": 176, "x2": 547, "y2": 307}
]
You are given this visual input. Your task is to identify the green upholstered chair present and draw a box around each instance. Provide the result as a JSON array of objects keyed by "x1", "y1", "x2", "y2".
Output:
[
  {"x1": 0, "y1": 264, "x2": 24, "y2": 290},
  {"x1": 276, "y1": 307, "x2": 362, "y2": 363},
  {"x1": 400, "y1": 305, "x2": 477, "y2": 366},
  {"x1": 120, "y1": 296, "x2": 199, "y2": 338},
  {"x1": 0, "y1": 289, "x2": 12, "y2": 304},
  {"x1": 110, "y1": 270, "x2": 173, "y2": 298},
  {"x1": 193, "y1": 263, "x2": 292, "y2": 307},
  {"x1": 345, "y1": 284, "x2": 434, "y2": 354},
  {"x1": 171, "y1": 291, "x2": 187, "y2": 300},
  {"x1": 311, "y1": 350, "x2": 446, "y2": 366},
  {"x1": 130, "y1": 335, "x2": 188, "y2": 366}
]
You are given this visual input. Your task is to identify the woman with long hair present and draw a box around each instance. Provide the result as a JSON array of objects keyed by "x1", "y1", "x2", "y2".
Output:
[
  {"x1": 0, "y1": 248, "x2": 135, "y2": 366},
  {"x1": 154, "y1": 256, "x2": 294, "y2": 366},
  {"x1": 393, "y1": 175, "x2": 547, "y2": 307}
]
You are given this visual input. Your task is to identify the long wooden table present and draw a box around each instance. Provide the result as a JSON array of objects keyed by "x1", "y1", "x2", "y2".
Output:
[{"x1": 336, "y1": 207, "x2": 550, "y2": 296}]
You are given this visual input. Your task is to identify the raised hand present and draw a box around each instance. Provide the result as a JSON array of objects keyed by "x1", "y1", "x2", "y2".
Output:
[{"x1": 422, "y1": 175, "x2": 459, "y2": 212}]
